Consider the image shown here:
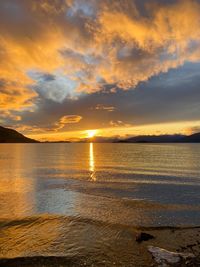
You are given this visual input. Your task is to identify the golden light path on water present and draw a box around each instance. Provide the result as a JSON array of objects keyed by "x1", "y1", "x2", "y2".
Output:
[{"x1": 89, "y1": 143, "x2": 96, "y2": 181}]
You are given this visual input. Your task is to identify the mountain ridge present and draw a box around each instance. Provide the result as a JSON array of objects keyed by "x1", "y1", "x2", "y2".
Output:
[
  {"x1": 117, "y1": 133, "x2": 200, "y2": 143},
  {"x1": 0, "y1": 126, "x2": 39, "y2": 143}
]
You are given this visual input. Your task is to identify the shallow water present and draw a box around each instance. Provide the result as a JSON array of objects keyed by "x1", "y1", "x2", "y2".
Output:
[{"x1": 0, "y1": 143, "x2": 200, "y2": 266}]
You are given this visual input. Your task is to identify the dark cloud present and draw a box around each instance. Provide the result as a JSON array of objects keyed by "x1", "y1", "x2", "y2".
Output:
[
  {"x1": 12, "y1": 62, "x2": 199, "y2": 136},
  {"x1": 39, "y1": 73, "x2": 56, "y2": 82}
]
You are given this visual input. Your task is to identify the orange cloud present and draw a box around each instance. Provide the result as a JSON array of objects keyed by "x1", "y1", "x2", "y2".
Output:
[
  {"x1": 54, "y1": 115, "x2": 82, "y2": 130},
  {"x1": 0, "y1": 110, "x2": 21, "y2": 123},
  {"x1": 11, "y1": 115, "x2": 83, "y2": 136},
  {"x1": 0, "y1": 79, "x2": 37, "y2": 111},
  {"x1": 60, "y1": 115, "x2": 82, "y2": 124},
  {"x1": 1, "y1": 0, "x2": 200, "y2": 118},
  {"x1": 89, "y1": 0, "x2": 200, "y2": 90}
]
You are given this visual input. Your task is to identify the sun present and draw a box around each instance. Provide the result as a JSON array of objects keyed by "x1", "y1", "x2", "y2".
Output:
[{"x1": 86, "y1": 130, "x2": 97, "y2": 138}]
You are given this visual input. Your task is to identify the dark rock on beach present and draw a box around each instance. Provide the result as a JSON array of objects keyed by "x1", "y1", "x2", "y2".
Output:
[{"x1": 136, "y1": 232, "x2": 155, "y2": 243}]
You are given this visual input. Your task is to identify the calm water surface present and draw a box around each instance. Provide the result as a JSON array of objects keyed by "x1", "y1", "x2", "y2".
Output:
[{"x1": 0, "y1": 143, "x2": 200, "y2": 266}]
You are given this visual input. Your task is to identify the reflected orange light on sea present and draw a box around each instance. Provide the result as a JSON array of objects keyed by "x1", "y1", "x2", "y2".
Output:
[{"x1": 89, "y1": 143, "x2": 96, "y2": 181}]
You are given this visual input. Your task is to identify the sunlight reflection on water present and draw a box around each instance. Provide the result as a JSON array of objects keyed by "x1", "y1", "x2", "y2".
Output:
[
  {"x1": 0, "y1": 143, "x2": 200, "y2": 225},
  {"x1": 1, "y1": 143, "x2": 200, "y2": 265},
  {"x1": 89, "y1": 143, "x2": 96, "y2": 181}
]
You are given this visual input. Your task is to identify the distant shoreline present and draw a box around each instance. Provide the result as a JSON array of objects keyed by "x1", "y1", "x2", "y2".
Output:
[
  {"x1": 1, "y1": 125, "x2": 200, "y2": 143},
  {"x1": 1, "y1": 141, "x2": 200, "y2": 144}
]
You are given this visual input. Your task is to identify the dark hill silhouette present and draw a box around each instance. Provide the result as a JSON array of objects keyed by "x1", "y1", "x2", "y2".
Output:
[
  {"x1": 0, "y1": 126, "x2": 39, "y2": 143},
  {"x1": 117, "y1": 133, "x2": 200, "y2": 143},
  {"x1": 179, "y1": 132, "x2": 200, "y2": 143},
  {"x1": 118, "y1": 134, "x2": 184, "y2": 143}
]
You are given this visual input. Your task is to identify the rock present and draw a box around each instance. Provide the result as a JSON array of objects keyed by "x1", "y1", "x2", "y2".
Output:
[
  {"x1": 136, "y1": 232, "x2": 155, "y2": 243},
  {"x1": 148, "y1": 245, "x2": 195, "y2": 267}
]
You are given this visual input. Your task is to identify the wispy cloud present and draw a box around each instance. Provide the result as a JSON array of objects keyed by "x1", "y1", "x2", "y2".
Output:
[
  {"x1": 110, "y1": 120, "x2": 132, "y2": 127},
  {"x1": 92, "y1": 104, "x2": 116, "y2": 112},
  {"x1": 55, "y1": 115, "x2": 82, "y2": 130}
]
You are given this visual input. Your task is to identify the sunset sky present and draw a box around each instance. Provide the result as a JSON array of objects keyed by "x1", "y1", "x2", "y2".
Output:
[{"x1": 1, "y1": 0, "x2": 200, "y2": 141}]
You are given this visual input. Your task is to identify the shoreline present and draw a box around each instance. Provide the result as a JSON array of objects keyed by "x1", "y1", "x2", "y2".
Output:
[
  {"x1": 1, "y1": 215, "x2": 200, "y2": 266},
  {"x1": 1, "y1": 227, "x2": 200, "y2": 266}
]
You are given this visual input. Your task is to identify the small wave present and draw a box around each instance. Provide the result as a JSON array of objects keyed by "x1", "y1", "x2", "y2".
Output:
[{"x1": 1, "y1": 214, "x2": 200, "y2": 235}]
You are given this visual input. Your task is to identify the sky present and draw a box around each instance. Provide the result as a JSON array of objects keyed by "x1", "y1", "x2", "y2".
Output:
[{"x1": 0, "y1": 0, "x2": 200, "y2": 141}]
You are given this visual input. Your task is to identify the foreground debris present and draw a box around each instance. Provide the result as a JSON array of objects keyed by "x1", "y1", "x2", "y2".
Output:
[{"x1": 148, "y1": 246, "x2": 195, "y2": 267}]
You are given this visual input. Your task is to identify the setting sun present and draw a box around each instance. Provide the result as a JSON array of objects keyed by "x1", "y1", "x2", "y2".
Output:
[{"x1": 86, "y1": 130, "x2": 98, "y2": 138}]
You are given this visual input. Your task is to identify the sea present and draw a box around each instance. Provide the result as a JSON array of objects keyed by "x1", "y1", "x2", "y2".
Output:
[{"x1": 0, "y1": 143, "x2": 200, "y2": 266}]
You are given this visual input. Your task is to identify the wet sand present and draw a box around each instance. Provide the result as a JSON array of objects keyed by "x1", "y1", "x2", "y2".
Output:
[{"x1": 1, "y1": 216, "x2": 200, "y2": 267}]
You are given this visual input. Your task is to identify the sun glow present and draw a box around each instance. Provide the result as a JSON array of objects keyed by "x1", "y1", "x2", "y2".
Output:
[{"x1": 86, "y1": 130, "x2": 97, "y2": 138}]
